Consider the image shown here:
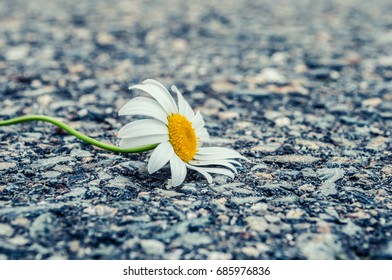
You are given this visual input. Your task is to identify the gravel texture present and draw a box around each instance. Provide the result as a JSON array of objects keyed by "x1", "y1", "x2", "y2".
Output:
[{"x1": 0, "y1": 0, "x2": 391, "y2": 260}]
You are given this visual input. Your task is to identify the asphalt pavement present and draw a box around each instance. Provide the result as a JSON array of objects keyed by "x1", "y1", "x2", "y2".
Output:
[{"x1": 0, "y1": 0, "x2": 391, "y2": 259}]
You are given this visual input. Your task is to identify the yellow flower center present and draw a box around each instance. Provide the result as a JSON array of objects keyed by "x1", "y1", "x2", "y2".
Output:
[{"x1": 167, "y1": 114, "x2": 197, "y2": 162}]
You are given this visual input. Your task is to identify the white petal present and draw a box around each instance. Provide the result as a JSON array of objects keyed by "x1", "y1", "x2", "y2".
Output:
[
  {"x1": 119, "y1": 134, "x2": 169, "y2": 149},
  {"x1": 196, "y1": 127, "x2": 210, "y2": 142},
  {"x1": 130, "y1": 79, "x2": 178, "y2": 115},
  {"x1": 195, "y1": 166, "x2": 235, "y2": 178},
  {"x1": 119, "y1": 97, "x2": 168, "y2": 124},
  {"x1": 196, "y1": 147, "x2": 248, "y2": 161},
  {"x1": 185, "y1": 164, "x2": 213, "y2": 184},
  {"x1": 148, "y1": 141, "x2": 174, "y2": 174},
  {"x1": 170, "y1": 154, "x2": 187, "y2": 187},
  {"x1": 194, "y1": 153, "x2": 247, "y2": 161},
  {"x1": 192, "y1": 111, "x2": 205, "y2": 130},
  {"x1": 118, "y1": 119, "x2": 168, "y2": 139},
  {"x1": 188, "y1": 159, "x2": 238, "y2": 173},
  {"x1": 227, "y1": 159, "x2": 242, "y2": 166},
  {"x1": 171, "y1": 85, "x2": 194, "y2": 120}
]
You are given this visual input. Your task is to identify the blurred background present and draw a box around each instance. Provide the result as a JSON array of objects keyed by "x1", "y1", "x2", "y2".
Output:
[{"x1": 1, "y1": 0, "x2": 391, "y2": 103}]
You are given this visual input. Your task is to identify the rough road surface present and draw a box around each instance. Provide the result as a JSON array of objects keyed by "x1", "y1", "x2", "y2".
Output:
[{"x1": 0, "y1": 0, "x2": 391, "y2": 259}]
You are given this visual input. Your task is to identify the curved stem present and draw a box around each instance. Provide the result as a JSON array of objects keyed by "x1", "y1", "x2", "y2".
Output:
[{"x1": 0, "y1": 115, "x2": 158, "y2": 153}]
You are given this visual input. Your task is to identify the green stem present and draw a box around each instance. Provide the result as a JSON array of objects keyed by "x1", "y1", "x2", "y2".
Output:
[{"x1": 0, "y1": 115, "x2": 158, "y2": 153}]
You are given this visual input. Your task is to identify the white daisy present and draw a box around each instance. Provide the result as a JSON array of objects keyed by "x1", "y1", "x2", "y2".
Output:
[{"x1": 118, "y1": 79, "x2": 246, "y2": 186}]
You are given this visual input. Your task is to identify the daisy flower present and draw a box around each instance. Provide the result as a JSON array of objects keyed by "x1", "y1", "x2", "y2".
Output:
[{"x1": 118, "y1": 79, "x2": 246, "y2": 186}]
